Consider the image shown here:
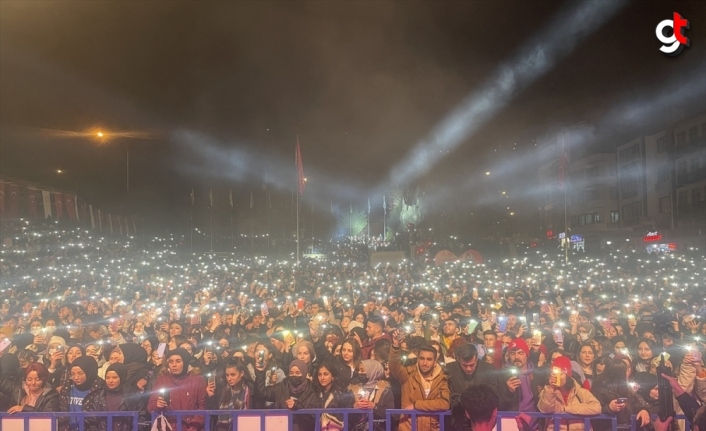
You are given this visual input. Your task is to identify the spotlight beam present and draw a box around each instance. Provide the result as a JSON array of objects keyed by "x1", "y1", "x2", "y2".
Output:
[{"x1": 380, "y1": 0, "x2": 627, "y2": 192}]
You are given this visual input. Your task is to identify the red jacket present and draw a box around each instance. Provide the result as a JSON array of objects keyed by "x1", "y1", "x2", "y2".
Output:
[{"x1": 148, "y1": 372, "x2": 207, "y2": 431}]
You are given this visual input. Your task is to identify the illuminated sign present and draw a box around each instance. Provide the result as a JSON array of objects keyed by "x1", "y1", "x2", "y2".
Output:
[
  {"x1": 558, "y1": 232, "x2": 566, "y2": 239},
  {"x1": 570, "y1": 235, "x2": 583, "y2": 243},
  {"x1": 643, "y1": 231, "x2": 662, "y2": 242}
]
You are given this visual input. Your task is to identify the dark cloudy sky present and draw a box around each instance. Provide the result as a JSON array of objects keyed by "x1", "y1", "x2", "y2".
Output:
[{"x1": 1, "y1": 0, "x2": 705, "y2": 229}]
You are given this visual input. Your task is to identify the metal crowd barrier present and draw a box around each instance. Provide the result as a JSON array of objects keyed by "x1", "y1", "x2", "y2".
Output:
[{"x1": 0, "y1": 409, "x2": 693, "y2": 431}]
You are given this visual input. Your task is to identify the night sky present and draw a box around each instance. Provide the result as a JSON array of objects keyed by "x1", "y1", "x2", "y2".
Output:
[{"x1": 1, "y1": 1, "x2": 705, "y2": 235}]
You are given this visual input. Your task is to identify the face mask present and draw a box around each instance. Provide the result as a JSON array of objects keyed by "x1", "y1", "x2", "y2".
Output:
[
  {"x1": 356, "y1": 374, "x2": 368, "y2": 384},
  {"x1": 134, "y1": 330, "x2": 146, "y2": 337},
  {"x1": 288, "y1": 376, "x2": 304, "y2": 386},
  {"x1": 579, "y1": 333, "x2": 589, "y2": 342},
  {"x1": 45, "y1": 326, "x2": 56, "y2": 335},
  {"x1": 30, "y1": 329, "x2": 42, "y2": 336}
]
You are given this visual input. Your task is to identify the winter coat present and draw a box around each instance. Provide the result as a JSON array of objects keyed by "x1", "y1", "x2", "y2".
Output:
[
  {"x1": 389, "y1": 346, "x2": 450, "y2": 431},
  {"x1": 82, "y1": 386, "x2": 149, "y2": 431},
  {"x1": 58, "y1": 377, "x2": 106, "y2": 431},
  {"x1": 446, "y1": 360, "x2": 501, "y2": 430},
  {"x1": 591, "y1": 382, "x2": 651, "y2": 431},
  {"x1": 147, "y1": 372, "x2": 207, "y2": 431},
  {"x1": 537, "y1": 379, "x2": 602, "y2": 431},
  {"x1": 254, "y1": 369, "x2": 318, "y2": 431},
  {"x1": 0, "y1": 375, "x2": 60, "y2": 412}
]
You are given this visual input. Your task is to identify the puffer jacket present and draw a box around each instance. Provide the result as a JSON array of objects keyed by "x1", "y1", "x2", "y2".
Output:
[
  {"x1": 389, "y1": 346, "x2": 450, "y2": 431},
  {"x1": 82, "y1": 386, "x2": 150, "y2": 431},
  {"x1": 0, "y1": 375, "x2": 60, "y2": 412},
  {"x1": 58, "y1": 377, "x2": 106, "y2": 431},
  {"x1": 537, "y1": 378, "x2": 602, "y2": 431}
]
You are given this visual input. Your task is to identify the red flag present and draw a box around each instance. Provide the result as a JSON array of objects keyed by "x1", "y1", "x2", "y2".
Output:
[
  {"x1": 54, "y1": 193, "x2": 63, "y2": 219},
  {"x1": 65, "y1": 194, "x2": 77, "y2": 221},
  {"x1": 295, "y1": 136, "x2": 305, "y2": 196},
  {"x1": 8, "y1": 184, "x2": 20, "y2": 218},
  {"x1": 0, "y1": 181, "x2": 5, "y2": 218},
  {"x1": 27, "y1": 189, "x2": 41, "y2": 218}
]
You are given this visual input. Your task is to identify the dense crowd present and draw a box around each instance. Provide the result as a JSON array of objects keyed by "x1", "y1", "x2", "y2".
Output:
[{"x1": 0, "y1": 219, "x2": 705, "y2": 431}]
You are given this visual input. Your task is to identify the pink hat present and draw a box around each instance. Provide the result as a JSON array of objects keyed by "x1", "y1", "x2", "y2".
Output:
[{"x1": 507, "y1": 338, "x2": 529, "y2": 356}]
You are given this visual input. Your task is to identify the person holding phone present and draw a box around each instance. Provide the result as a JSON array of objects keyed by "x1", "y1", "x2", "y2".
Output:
[
  {"x1": 538, "y1": 356, "x2": 601, "y2": 431},
  {"x1": 253, "y1": 359, "x2": 318, "y2": 431},
  {"x1": 591, "y1": 357, "x2": 652, "y2": 431},
  {"x1": 148, "y1": 348, "x2": 206, "y2": 431},
  {"x1": 499, "y1": 338, "x2": 541, "y2": 431},
  {"x1": 206, "y1": 358, "x2": 253, "y2": 431}
]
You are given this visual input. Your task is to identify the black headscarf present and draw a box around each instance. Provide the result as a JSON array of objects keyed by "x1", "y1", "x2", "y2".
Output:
[
  {"x1": 105, "y1": 363, "x2": 127, "y2": 395},
  {"x1": 118, "y1": 343, "x2": 148, "y2": 387},
  {"x1": 71, "y1": 356, "x2": 99, "y2": 391},
  {"x1": 167, "y1": 348, "x2": 191, "y2": 378}
]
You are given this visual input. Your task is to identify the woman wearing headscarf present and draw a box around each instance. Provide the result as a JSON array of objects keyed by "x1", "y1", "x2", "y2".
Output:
[
  {"x1": 116, "y1": 343, "x2": 150, "y2": 394},
  {"x1": 350, "y1": 359, "x2": 394, "y2": 431},
  {"x1": 58, "y1": 356, "x2": 104, "y2": 431},
  {"x1": 147, "y1": 348, "x2": 206, "y2": 431},
  {"x1": 82, "y1": 363, "x2": 149, "y2": 431},
  {"x1": 55, "y1": 344, "x2": 85, "y2": 391},
  {"x1": 254, "y1": 359, "x2": 318, "y2": 431}
]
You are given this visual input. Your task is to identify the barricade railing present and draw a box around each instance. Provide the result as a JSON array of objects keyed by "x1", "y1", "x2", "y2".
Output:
[
  {"x1": 0, "y1": 411, "x2": 139, "y2": 431},
  {"x1": 0, "y1": 410, "x2": 693, "y2": 431}
]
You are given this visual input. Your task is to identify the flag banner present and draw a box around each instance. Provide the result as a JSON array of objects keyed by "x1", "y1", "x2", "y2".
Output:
[
  {"x1": 64, "y1": 193, "x2": 77, "y2": 221},
  {"x1": 368, "y1": 197, "x2": 371, "y2": 214},
  {"x1": 42, "y1": 191, "x2": 52, "y2": 219},
  {"x1": 109, "y1": 214, "x2": 113, "y2": 234},
  {"x1": 295, "y1": 137, "x2": 305, "y2": 196},
  {"x1": 0, "y1": 181, "x2": 5, "y2": 217},
  {"x1": 90, "y1": 205, "x2": 95, "y2": 229},
  {"x1": 54, "y1": 193, "x2": 63, "y2": 220},
  {"x1": 229, "y1": 190, "x2": 233, "y2": 208},
  {"x1": 27, "y1": 189, "x2": 41, "y2": 219},
  {"x1": 8, "y1": 184, "x2": 20, "y2": 218}
]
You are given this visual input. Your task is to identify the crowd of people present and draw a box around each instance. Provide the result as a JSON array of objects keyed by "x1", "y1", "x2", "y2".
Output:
[{"x1": 0, "y1": 218, "x2": 705, "y2": 431}]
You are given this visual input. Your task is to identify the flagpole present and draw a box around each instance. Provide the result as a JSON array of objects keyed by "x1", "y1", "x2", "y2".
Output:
[
  {"x1": 296, "y1": 191, "x2": 300, "y2": 268},
  {"x1": 230, "y1": 205, "x2": 233, "y2": 250},
  {"x1": 383, "y1": 196, "x2": 386, "y2": 242},
  {"x1": 210, "y1": 203, "x2": 214, "y2": 252},
  {"x1": 563, "y1": 133, "x2": 568, "y2": 265},
  {"x1": 190, "y1": 205, "x2": 193, "y2": 254}
]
